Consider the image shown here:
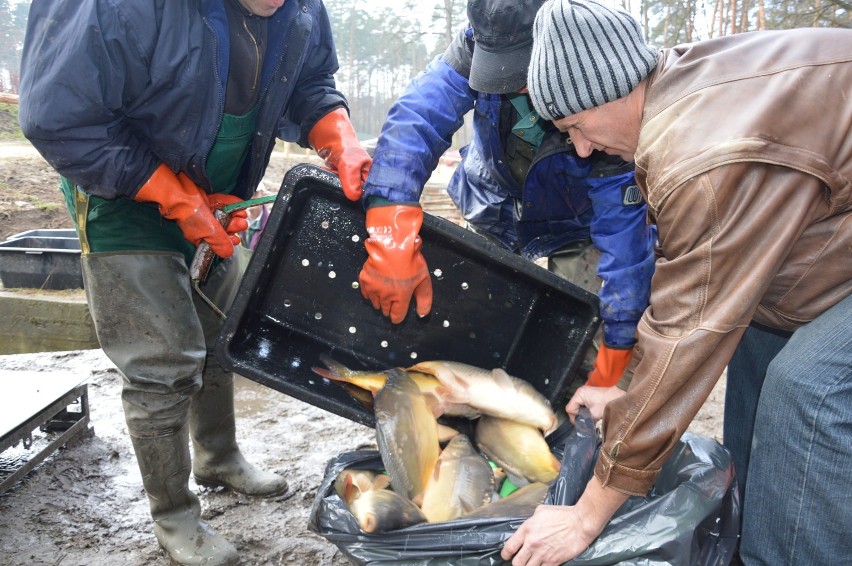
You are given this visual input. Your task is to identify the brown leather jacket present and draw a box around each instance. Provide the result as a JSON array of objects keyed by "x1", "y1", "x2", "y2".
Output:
[{"x1": 598, "y1": 28, "x2": 852, "y2": 495}]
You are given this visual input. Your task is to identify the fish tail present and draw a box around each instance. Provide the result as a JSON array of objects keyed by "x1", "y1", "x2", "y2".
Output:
[
  {"x1": 311, "y1": 366, "x2": 335, "y2": 380},
  {"x1": 319, "y1": 353, "x2": 354, "y2": 377}
]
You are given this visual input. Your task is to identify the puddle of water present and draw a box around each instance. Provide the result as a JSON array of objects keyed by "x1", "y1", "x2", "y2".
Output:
[{"x1": 233, "y1": 375, "x2": 284, "y2": 417}]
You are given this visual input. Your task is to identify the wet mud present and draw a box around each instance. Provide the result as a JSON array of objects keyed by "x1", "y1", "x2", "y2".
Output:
[
  {"x1": 0, "y1": 349, "x2": 374, "y2": 566},
  {"x1": 0, "y1": 348, "x2": 725, "y2": 565}
]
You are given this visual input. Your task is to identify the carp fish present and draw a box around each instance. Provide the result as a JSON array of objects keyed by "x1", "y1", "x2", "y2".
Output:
[
  {"x1": 341, "y1": 471, "x2": 426, "y2": 533},
  {"x1": 333, "y1": 468, "x2": 377, "y2": 500},
  {"x1": 461, "y1": 481, "x2": 550, "y2": 520},
  {"x1": 420, "y1": 434, "x2": 495, "y2": 522},
  {"x1": 409, "y1": 360, "x2": 558, "y2": 433},
  {"x1": 374, "y1": 368, "x2": 441, "y2": 506},
  {"x1": 474, "y1": 415, "x2": 561, "y2": 484},
  {"x1": 312, "y1": 354, "x2": 480, "y2": 419}
]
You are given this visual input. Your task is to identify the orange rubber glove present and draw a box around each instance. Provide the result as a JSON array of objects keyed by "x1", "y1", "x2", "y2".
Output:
[
  {"x1": 134, "y1": 164, "x2": 247, "y2": 258},
  {"x1": 308, "y1": 108, "x2": 372, "y2": 202},
  {"x1": 204, "y1": 193, "x2": 249, "y2": 240},
  {"x1": 586, "y1": 344, "x2": 633, "y2": 387},
  {"x1": 359, "y1": 204, "x2": 433, "y2": 324}
]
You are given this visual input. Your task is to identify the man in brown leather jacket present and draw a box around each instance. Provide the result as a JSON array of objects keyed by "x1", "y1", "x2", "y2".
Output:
[{"x1": 500, "y1": 1, "x2": 852, "y2": 565}]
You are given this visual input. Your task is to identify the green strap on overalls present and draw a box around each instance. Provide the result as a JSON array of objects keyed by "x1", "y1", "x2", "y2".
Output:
[
  {"x1": 507, "y1": 93, "x2": 546, "y2": 149},
  {"x1": 74, "y1": 188, "x2": 91, "y2": 254}
]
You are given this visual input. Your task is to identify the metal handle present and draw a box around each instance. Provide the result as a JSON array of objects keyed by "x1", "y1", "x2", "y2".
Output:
[
  {"x1": 190, "y1": 209, "x2": 231, "y2": 319},
  {"x1": 189, "y1": 194, "x2": 278, "y2": 318}
]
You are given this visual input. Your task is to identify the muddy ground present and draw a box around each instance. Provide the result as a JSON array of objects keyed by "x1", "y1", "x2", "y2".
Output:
[
  {"x1": 0, "y1": 135, "x2": 727, "y2": 565},
  {"x1": 0, "y1": 348, "x2": 377, "y2": 566},
  {"x1": 0, "y1": 347, "x2": 726, "y2": 566}
]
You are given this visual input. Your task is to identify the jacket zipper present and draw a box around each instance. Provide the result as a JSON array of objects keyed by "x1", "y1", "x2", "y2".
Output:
[
  {"x1": 242, "y1": 17, "x2": 261, "y2": 90},
  {"x1": 201, "y1": 14, "x2": 225, "y2": 191}
]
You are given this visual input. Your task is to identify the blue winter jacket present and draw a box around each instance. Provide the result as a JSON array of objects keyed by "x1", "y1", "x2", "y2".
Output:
[
  {"x1": 364, "y1": 29, "x2": 656, "y2": 348},
  {"x1": 19, "y1": 0, "x2": 345, "y2": 201}
]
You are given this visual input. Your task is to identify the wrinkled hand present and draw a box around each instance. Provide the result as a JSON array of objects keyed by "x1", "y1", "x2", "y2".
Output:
[
  {"x1": 501, "y1": 477, "x2": 627, "y2": 566},
  {"x1": 359, "y1": 204, "x2": 432, "y2": 324},
  {"x1": 501, "y1": 505, "x2": 598, "y2": 566},
  {"x1": 308, "y1": 108, "x2": 372, "y2": 201},
  {"x1": 565, "y1": 385, "x2": 625, "y2": 425}
]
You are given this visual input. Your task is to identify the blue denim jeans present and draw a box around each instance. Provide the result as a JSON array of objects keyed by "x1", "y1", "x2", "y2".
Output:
[
  {"x1": 724, "y1": 323, "x2": 792, "y2": 495},
  {"x1": 726, "y1": 293, "x2": 852, "y2": 565}
]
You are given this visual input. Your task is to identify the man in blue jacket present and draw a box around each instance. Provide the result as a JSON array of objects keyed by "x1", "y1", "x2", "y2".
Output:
[
  {"x1": 18, "y1": 1, "x2": 371, "y2": 564},
  {"x1": 358, "y1": 0, "x2": 655, "y2": 387}
]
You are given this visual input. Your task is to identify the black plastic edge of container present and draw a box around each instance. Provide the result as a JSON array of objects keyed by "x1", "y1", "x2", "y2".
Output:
[
  {"x1": 215, "y1": 164, "x2": 600, "y2": 428},
  {"x1": 5, "y1": 229, "x2": 79, "y2": 241},
  {"x1": 0, "y1": 236, "x2": 83, "y2": 290}
]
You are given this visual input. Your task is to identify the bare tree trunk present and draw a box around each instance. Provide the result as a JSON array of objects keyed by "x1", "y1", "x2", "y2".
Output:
[
  {"x1": 729, "y1": 0, "x2": 737, "y2": 34},
  {"x1": 685, "y1": 1, "x2": 693, "y2": 43},
  {"x1": 757, "y1": 0, "x2": 766, "y2": 29},
  {"x1": 443, "y1": 0, "x2": 453, "y2": 46},
  {"x1": 348, "y1": 14, "x2": 355, "y2": 96},
  {"x1": 711, "y1": 0, "x2": 722, "y2": 38}
]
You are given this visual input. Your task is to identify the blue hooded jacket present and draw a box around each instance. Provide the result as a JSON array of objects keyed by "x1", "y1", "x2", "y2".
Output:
[
  {"x1": 19, "y1": 0, "x2": 345, "y2": 201},
  {"x1": 364, "y1": 29, "x2": 656, "y2": 348}
]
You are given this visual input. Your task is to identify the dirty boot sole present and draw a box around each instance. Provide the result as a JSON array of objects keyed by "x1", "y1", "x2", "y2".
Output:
[{"x1": 194, "y1": 474, "x2": 289, "y2": 498}]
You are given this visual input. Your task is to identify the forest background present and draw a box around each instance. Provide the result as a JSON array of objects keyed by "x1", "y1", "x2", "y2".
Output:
[{"x1": 0, "y1": 0, "x2": 849, "y2": 143}]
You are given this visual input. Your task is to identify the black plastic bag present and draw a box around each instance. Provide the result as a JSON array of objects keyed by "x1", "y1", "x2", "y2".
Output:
[{"x1": 308, "y1": 412, "x2": 740, "y2": 565}]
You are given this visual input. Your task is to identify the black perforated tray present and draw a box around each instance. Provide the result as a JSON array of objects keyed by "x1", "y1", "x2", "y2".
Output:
[{"x1": 215, "y1": 164, "x2": 600, "y2": 427}]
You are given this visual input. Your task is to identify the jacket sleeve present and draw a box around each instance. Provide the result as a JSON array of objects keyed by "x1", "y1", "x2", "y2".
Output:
[
  {"x1": 284, "y1": 2, "x2": 350, "y2": 146},
  {"x1": 364, "y1": 45, "x2": 476, "y2": 203},
  {"x1": 18, "y1": 1, "x2": 160, "y2": 199},
  {"x1": 596, "y1": 163, "x2": 825, "y2": 496},
  {"x1": 586, "y1": 159, "x2": 655, "y2": 348}
]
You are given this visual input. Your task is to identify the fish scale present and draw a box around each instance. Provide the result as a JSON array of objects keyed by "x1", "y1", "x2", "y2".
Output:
[
  {"x1": 409, "y1": 360, "x2": 558, "y2": 433},
  {"x1": 420, "y1": 434, "x2": 495, "y2": 522},
  {"x1": 373, "y1": 368, "x2": 440, "y2": 505}
]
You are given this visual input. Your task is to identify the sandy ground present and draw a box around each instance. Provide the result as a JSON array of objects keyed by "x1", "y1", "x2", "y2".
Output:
[{"x1": 0, "y1": 139, "x2": 728, "y2": 565}]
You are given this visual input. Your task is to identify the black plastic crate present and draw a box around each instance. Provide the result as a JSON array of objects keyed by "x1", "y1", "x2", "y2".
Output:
[
  {"x1": 0, "y1": 237, "x2": 83, "y2": 290},
  {"x1": 5, "y1": 229, "x2": 79, "y2": 241},
  {"x1": 215, "y1": 164, "x2": 600, "y2": 427}
]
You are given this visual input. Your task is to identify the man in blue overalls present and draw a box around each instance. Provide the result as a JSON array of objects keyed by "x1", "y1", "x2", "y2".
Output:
[
  {"x1": 18, "y1": 1, "x2": 371, "y2": 564},
  {"x1": 358, "y1": 0, "x2": 656, "y2": 387}
]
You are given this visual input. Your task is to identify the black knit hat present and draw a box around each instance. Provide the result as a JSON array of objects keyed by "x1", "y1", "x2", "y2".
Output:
[
  {"x1": 527, "y1": 0, "x2": 658, "y2": 119},
  {"x1": 467, "y1": 0, "x2": 548, "y2": 94}
]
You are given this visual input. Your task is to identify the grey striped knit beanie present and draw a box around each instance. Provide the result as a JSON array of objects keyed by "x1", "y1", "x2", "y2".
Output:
[{"x1": 528, "y1": 0, "x2": 658, "y2": 120}]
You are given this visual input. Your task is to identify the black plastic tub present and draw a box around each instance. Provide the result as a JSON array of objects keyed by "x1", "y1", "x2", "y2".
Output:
[
  {"x1": 0, "y1": 236, "x2": 83, "y2": 290},
  {"x1": 6, "y1": 229, "x2": 79, "y2": 241},
  {"x1": 215, "y1": 164, "x2": 600, "y2": 427}
]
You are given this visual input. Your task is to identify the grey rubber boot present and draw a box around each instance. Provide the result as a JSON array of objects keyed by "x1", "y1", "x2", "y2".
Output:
[
  {"x1": 81, "y1": 252, "x2": 241, "y2": 565},
  {"x1": 189, "y1": 359, "x2": 289, "y2": 497},
  {"x1": 130, "y1": 426, "x2": 239, "y2": 566}
]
